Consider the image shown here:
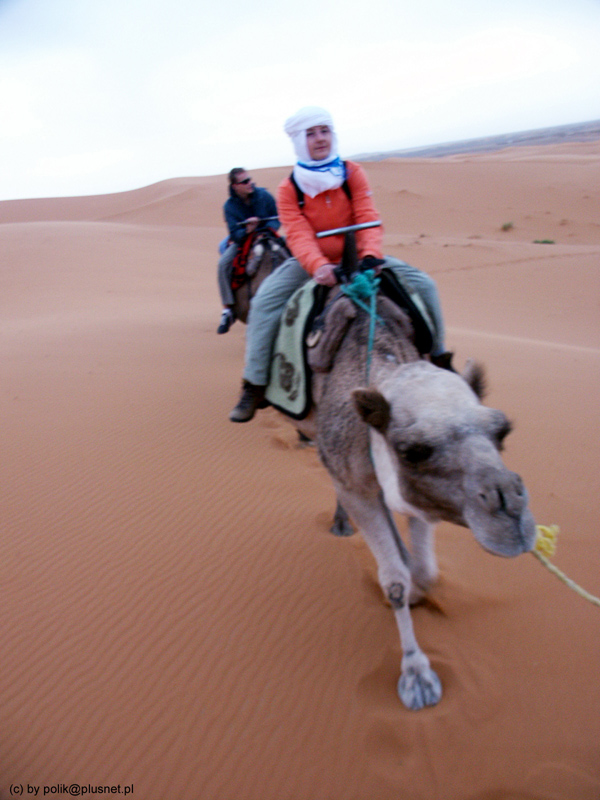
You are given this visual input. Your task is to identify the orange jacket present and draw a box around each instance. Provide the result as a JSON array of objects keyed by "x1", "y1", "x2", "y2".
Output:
[{"x1": 276, "y1": 160, "x2": 383, "y2": 276}]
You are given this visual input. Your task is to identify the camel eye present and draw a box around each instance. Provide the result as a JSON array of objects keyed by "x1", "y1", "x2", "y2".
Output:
[
  {"x1": 401, "y1": 443, "x2": 434, "y2": 464},
  {"x1": 494, "y1": 418, "x2": 513, "y2": 450}
]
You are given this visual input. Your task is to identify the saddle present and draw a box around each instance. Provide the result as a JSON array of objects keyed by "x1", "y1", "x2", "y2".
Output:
[
  {"x1": 264, "y1": 268, "x2": 435, "y2": 419},
  {"x1": 230, "y1": 230, "x2": 288, "y2": 291}
]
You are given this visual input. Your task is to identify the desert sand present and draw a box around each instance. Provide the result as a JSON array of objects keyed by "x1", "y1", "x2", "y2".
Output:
[{"x1": 1, "y1": 139, "x2": 599, "y2": 800}]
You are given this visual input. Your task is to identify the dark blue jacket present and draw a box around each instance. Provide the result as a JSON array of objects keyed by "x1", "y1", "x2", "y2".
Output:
[{"x1": 224, "y1": 186, "x2": 280, "y2": 245}]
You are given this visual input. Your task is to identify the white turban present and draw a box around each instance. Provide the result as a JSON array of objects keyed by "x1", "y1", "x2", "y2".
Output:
[
  {"x1": 284, "y1": 106, "x2": 336, "y2": 162},
  {"x1": 283, "y1": 106, "x2": 344, "y2": 197}
]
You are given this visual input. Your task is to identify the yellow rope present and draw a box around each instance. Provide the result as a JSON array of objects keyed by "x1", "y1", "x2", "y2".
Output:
[
  {"x1": 534, "y1": 524, "x2": 559, "y2": 557},
  {"x1": 532, "y1": 525, "x2": 600, "y2": 607}
]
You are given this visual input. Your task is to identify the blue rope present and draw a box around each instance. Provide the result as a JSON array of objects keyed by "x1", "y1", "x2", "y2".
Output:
[
  {"x1": 340, "y1": 269, "x2": 381, "y2": 382},
  {"x1": 340, "y1": 271, "x2": 404, "y2": 554}
]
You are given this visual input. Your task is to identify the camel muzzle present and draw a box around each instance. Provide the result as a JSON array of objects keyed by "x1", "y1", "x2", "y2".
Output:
[{"x1": 464, "y1": 469, "x2": 537, "y2": 557}]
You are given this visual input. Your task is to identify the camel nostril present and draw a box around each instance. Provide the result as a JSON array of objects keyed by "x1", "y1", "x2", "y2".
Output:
[
  {"x1": 478, "y1": 488, "x2": 502, "y2": 513},
  {"x1": 497, "y1": 488, "x2": 506, "y2": 511}
]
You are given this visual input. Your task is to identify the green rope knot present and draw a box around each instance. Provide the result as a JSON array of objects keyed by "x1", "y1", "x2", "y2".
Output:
[{"x1": 340, "y1": 269, "x2": 381, "y2": 318}]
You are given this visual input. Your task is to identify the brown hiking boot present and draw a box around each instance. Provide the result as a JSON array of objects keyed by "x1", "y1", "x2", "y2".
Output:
[
  {"x1": 430, "y1": 352, "x2": 457, "y2": 372},
  {"x1": 229, "y1": 381, "x2": 268, "y2": 422}
]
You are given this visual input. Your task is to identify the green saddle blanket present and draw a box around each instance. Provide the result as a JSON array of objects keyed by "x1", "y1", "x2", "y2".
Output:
[{"x1": 264, "y1": 279, "x2": 320, "y2": 420}]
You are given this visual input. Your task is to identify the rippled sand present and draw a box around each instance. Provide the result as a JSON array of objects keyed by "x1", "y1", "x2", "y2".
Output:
[{"x1": 1, "y1": 140, "x2": 599, "y2": 800}]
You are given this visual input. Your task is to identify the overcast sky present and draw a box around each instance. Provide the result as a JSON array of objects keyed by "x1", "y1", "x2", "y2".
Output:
[{"x1": 1, "y1": 0, "x2": 600, "y2": 201}]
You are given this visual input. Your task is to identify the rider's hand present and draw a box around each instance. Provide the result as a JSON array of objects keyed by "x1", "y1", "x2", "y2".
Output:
[
  {"x1": 359, "y1": 255, "x2": 386, "y2": 273},
  {"x1": 245, "y1": 216, "x2": 260, "y2": 234},
  {"x1": 313, "y1": 263, "x2": 338, "y2": 287}
]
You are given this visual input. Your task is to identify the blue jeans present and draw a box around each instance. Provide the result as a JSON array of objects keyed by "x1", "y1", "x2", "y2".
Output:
[
  {"x1": 217, "y1": 242, "x2": 238, "y2": 307},
  {"x1": 243, "y1": 256, "x2": 446, "y2": 386}
]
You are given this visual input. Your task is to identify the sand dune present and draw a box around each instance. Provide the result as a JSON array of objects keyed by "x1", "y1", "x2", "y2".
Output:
[{"x1": 1, "y1": 142, "x2": 599, "y2": 800}]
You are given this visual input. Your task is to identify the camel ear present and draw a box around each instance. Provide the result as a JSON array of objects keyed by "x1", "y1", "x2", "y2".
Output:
[
  {"x1": 462, "y1": 359, "x2": 487, "y2": 399},
  {"x1": 352, "y1": 388, "x2": 391, "y2": 433}
]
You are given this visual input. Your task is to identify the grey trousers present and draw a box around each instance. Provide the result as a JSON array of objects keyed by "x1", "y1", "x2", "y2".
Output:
[
  {"x1": 217, "y1": 242, "x2": 238, "y2": 307},
  {"x1": 243, "y1": 256, "x2": 446, "y2": 386}
]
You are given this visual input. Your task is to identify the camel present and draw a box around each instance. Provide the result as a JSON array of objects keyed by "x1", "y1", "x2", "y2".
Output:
[
  {"x1": 231, "y1": 230, "x2": 290, "y2": 324},
  {"x1": 281, "y1": 235, "x2": 537, "y2": 711}
]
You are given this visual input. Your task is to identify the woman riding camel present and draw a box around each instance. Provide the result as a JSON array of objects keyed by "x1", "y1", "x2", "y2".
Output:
[{"x1": 229, "y1": 106, "x2": 454, "y2": 422}]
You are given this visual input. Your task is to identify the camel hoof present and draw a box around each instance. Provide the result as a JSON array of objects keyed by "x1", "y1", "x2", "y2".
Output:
[
  {"x1": 330, "y1": 518, "x2": 355, "y2": 536},
  {"x1": 397, "y1": 661, "x2": 442, "y2": 710},
  {"x1": 330, "y1": 504, "x2": 355, "y2": 537}
]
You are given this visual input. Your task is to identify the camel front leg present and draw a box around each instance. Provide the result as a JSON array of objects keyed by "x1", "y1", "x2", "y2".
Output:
[{"x1": 335, "y1": 484, "x2": 442, "y2": 710}]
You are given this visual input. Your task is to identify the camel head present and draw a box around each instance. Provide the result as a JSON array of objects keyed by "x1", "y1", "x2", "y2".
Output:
[{"x1": 353, "y1": 361, "x2": 536, "y2": 557}]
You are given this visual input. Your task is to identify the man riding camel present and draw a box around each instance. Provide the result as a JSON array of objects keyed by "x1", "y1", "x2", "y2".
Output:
[{"x1": 216, "y1": 168, "x2": 280, "y2": 334}]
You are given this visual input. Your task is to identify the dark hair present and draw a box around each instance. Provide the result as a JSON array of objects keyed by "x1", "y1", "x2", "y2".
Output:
[{"x1": 228, "y1": 168, "x2": 246, "y2": 185}]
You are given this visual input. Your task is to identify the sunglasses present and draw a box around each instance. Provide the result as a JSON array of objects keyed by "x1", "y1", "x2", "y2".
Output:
[{"x1": 235, "y1": 177, "x2": 252, "y2": 185}]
